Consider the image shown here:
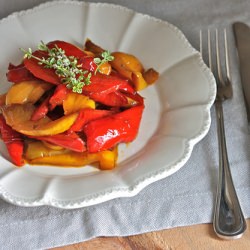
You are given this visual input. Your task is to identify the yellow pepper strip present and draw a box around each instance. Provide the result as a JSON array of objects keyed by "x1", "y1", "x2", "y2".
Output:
[
  {"x1": 25, "y1": 141, "x2": 117, "y2": 169},
  {"x1": 98, "y1": 62, "x2": 112, "y2": 75},
  {"x1": 98, "y1": 147, "x2": 118, "y2": 170},
  {"x1": 28, "y1": 151, "x2": 99, "y2": 167},
  {"x1": 5, "y1": 80, "x2": 52, "y2": 105},
  {"x1": 28, "y1": 149, "x2": 117, "y2": 169},
  {"x1": 63, "y1": 92, "x2": 95, "y2": 115},
  {"x1": 2, "y1": 103, "x2": 78, "y2": 136},
  {"x1": 110, "y1": 52, "x2": 144, "y2": 80},
  {"x1": 25, "y1": 141, "x2": 68, "y2": 160},
  {"x1": 17, "y1": 112, "x2": 78, "y2": 136},
  {"x1": 2, "y1": 103, "x2": 50, "y2": 129},
  {"x1": 131, "y1": 71, "x2": 148, "y2": 91},
  {"x1": 42, "y1": 141, "x2": 64, "y2": 151}
]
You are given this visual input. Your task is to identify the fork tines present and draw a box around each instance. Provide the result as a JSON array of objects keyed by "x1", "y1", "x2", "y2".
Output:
[
  {"x1": 200, "y1": 29, "x2": 231, "y2": 81},
  {"x1": 200, "y1": 29, "x2": 232, "y2": 100}
]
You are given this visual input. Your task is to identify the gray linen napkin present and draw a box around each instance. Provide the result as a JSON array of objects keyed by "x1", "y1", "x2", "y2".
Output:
[{"x1": 0, "y1": 0, "x2": 250, "y2": 249}]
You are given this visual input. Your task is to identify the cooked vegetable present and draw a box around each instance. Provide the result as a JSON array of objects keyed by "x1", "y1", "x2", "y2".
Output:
[
  {"x1": 2, "y1": 103, "x2": 50, "y2": 128},
  {"x1": 5, "y1": 80, "x2": 52, "y2": 105},
  {"x1": 21, "y1": 40, "x2": 114, "y2": 93},
  {"x1": 132, "y1": 71, "x2": 148, "y2": 91},
  {"x1": 25, "y1": 141, "x2": 69, "y2": 160},
  {"x1": 84, "y1": 105, "x2": 144, "y2": 153},
  {"x1": 93, "y1": 50, "x2": 114, "y2": 74},
  {"x1": 0, "y1": 39, "x2": 159, "y2": 170},
  {"x1": 110, "y1": 51, "x2": 159, "y2": 90},
  {"x1": 142, "y1": 68, "x2": 159, "y2": 85},
  {"x1": 25, "y1": 140, "x2": 117, "y2": 169},
  {"x1": 2, "y1": 103, "x2": 78, "y2": 136},
  {"x1": 110, "y1": 51, "x2": 144, "y2": 79},
  {"x1": 63, "y1": 92, "x2": 95, "y2": 115},
  {"x1": 0, "y1": 94, "x2": 6, "y2": 106},
  {"x1": 32, "y1": 132, "x2": 86, "y2": 152},
  {"x1": 31, "y1": 95, "x2": 51, "y2": 121},
  {"x1": 69, "y1": 108, "x2": 113, "y2": 132},
  {"x1": 0, "y1": 115, "x2": 24, "y2": 166},
  {"x1": 6, "y1": 63, "x2": 37, "y2": 83},
  {"x1": 49, "y1": 84, "x2": 69, "y2": 110}
]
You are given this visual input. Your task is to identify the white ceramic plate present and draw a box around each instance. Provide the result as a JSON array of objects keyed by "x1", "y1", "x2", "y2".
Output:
[{"x1": 0, "y1": 1, "x2": 216, "y2": 209}]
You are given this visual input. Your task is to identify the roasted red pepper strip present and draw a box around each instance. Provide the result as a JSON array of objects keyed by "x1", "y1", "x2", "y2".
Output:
[
  {"x1": 83, "y1": 74, "x2": 134, "y2": 95},
  {"x1": 83, "y1": 105, "x2": 144, "y2": 153},
  {"x1": 81, "y1": 74, "x2": 135, "y2": 106},
  {"x1": 47, "y1": 40, "x2": 87, "y2": 58},
  {"x1": 6, "y1": 63, "x2": 37, "y2": 83},
  {"x1": 47, "y1": 40, "x2": 97, "y2": 72},
  {"x1": 79, "y1": 56, "x2": 97, "y2": 72},
  {"x1": 23, "y1": 41, "x2": 97, "y2": 85},
  {"x1": 0, "y1": 115, "x2": 24, "y2": 166},
  {"x1": 91, "y1": 91, "x2": 129, "y2": 107},
  {"x1": 49, "y1": 84, "x2": 70, "y2": 110},
  {"x1": 124, "y1": 92, "x2": 144, "y2": 106},
  {"x1": 24, "y1": 50, "x2": 61, "y2": 85},
  {"x1": 88, "y1": 91, "x2": 144, "y2": 107},
  {"x1": 46, "y1": 72, "x2": 136, "y2": 108},
  {"x1": 31, "y1": 95, "x2": 51, "y2": 121},
  {"x1": 8, "y1": 63, "x2": 21, "y2": 70},
  {"x1": 69, "y1": 108, "x2": 114, "y2": 132},
  {"x1": 33, "y1": 132, "x2": 86, "y2": 152}
]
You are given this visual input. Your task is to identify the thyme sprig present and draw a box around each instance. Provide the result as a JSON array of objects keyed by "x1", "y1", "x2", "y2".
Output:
[
  {"x1": 94, "y1": 50, "x2": 114, "y2": 74},
  {"x1": 21, "y1": 41, "x2": 91, "y2": 93}
]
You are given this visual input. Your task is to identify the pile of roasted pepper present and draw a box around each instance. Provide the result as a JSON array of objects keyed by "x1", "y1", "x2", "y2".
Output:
[{"x1": 0, "y1": 40, "x2": 158, "y2": 170}]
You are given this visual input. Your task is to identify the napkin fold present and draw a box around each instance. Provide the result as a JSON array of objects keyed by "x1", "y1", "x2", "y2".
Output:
[{"x1": 0, "y1": 0, "x2": 250, "y2": 249}]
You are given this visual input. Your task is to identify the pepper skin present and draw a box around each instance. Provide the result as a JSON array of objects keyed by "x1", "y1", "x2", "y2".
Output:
[
  {"x1": 82, "y1": 73, "x2": 135, "y2": 106},
  {"x1": 32, "y1": 132, "x2": 86, "y2": 152},
  {"x1": 49, "y1": 84, "x2": 70, "y2": 110},
  {"x1": 83, "y1": 105, "x2": 144, "y2": 153},
  {"x1": 31, "y1": 95, "x2": 51, "y2": 121},
  {"x1": 23, "y1": 41, "x2": 97, "y2": 85},
  {"x1": 6, "y1": 63, "x2": 37, "y2": 83},
  {"x1": 0, "y1": 115, "x2": 24, "y2": 166},
  {"x1": 69, "y1": 108, "x2": 114, "y2": 132}
]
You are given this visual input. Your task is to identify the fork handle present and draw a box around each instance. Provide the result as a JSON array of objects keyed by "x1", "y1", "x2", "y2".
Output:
[{"x1": 213, "y1": 101, "x2": 247, "y2": 239}]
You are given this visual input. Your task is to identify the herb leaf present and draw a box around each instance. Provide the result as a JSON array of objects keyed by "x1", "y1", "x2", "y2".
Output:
[
  {"x1": 21, "y1": 41, "x2": 92, "y2": 93},
  {"x1": 94, "y1": 50, "x2": 114, "y2": 74}
]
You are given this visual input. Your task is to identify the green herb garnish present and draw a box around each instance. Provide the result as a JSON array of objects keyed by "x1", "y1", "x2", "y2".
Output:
[
  {"x1": 21, "y1": 41, "x2": 115, "y2": 93},
  {"x1": 93, "y1": 50, "x2": 114, "y2": 74},
  {"x1": 21, "y1": 41, "x2": 91, "y2": 94}
]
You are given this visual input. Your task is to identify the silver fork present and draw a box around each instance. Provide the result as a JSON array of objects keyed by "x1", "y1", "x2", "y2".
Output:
[{"x1": 200, "y1": 29, "x2": 247, "y2": 239}]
